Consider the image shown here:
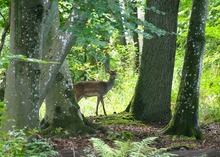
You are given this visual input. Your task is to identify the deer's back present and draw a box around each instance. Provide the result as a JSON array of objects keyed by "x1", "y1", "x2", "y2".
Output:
[{"x1": 74, "y1": 81, "x2": 109, "y2": 97}]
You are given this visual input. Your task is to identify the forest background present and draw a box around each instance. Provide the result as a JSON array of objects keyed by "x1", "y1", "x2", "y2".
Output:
[
  {"x1": 0, "y1": 0, "x2": 219, "y2": 156},
  {"x1": 0, "y1": 0, "x2": 219, "y2": 132}
]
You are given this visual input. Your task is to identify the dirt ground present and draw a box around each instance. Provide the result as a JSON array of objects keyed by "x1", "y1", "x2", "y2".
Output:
[{"x1": 51, "y1": 115, "x2": 220, "y2": 157}]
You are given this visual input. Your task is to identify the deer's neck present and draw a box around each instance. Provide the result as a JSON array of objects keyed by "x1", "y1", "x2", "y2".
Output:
[{"x1": 107, "y1": 78, "x2": 115, "y2": 91}]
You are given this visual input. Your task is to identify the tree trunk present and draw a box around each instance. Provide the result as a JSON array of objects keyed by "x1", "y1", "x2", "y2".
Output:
[
  {"x1": 0, "y1": 74, "x2": 6, "y2": 101},
  {"x1": 132, "y1": 2, "x2": 140, "y2": 72},
  {"x1": 3, "y1": 0, "x2": 92, "y2": 136},
  {"x1": 3, "y1": 0, "x2": 43, "y2": 130},
  {"x1": 41, "y1": 61, "x2": 95, "y2": 137},
  {"x1": 164, "y1": 0, "x2": 208, "y2": 140},
  {"x1": 129, "y1": 0, "x2": 179, "y2": 123}
]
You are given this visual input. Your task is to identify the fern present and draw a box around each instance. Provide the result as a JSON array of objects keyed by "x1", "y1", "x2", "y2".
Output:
[
  {"x1": 130, "y1": 137, "x2": 157, "y2": 157},
  {"x1": 113, "y1": 140, "x2": 131, "y2": 157},
  {"x1": 89, "y1": 138, "x2": 115, "y2": 157},
  {"x1": 89, "y1": 137, "x2": 177, "y2": 157}
]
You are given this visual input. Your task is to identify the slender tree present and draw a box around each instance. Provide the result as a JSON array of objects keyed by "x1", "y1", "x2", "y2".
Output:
[
  {"x1": 128, "y1": 0, "x2": 180, "y2": 123},
  {"x1": 129, "y1": 0, "x2": 141, "y2": 71},
  {"x1": 164, "y1": 0, "x2": 209, "y2": 139}
]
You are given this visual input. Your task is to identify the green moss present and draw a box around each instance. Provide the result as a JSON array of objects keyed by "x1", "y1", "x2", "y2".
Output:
[{"x1": 89, "y1": 113, "x2": 145, "y2": 126}]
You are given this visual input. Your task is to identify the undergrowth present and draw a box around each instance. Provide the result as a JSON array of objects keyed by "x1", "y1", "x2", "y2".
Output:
[
  {"x1": 85, "y1": 137, "x2": 177, "y2": 157},
  {"x1": 0, "y1": 129, "x2": 58, "y2": 157},
  {"x1": 0, "y1": 101, "x2": 58, "y2": 157}
]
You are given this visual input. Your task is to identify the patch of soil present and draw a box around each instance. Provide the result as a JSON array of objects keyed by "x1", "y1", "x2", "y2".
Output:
[{"x1": 51, "y1": 115, "x2": 220, "y2": 157}]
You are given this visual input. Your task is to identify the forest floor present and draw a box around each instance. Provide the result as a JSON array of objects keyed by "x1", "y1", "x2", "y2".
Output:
[{"x1": 51, "y1": 113, "x2": 220, "y2": 157}]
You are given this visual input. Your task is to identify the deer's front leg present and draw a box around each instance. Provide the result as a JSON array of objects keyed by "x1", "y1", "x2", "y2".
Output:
[
  {"x1": 96, "y1": 96, "x2": 100, "y2": 115},
  {"x1": 100, "y1": 96, "x2": 107, "y2": 116}
]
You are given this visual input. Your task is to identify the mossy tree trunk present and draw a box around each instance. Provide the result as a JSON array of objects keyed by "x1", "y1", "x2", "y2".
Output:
[
  {"x1": 164, "y1": 0, "x2": 209, "y2": 140},
  {"x1": 128, "y1": 0, "x2": 179, "y2": 123}
]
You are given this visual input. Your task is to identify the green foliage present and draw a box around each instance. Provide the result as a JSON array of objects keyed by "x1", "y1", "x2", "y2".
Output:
[
  {"x1": 0, "y1": 100, "x2": 6, "y2": 113},
  {"x1": 0, "y1": 0, "x2": 10, "y2": 27},
  {"x1": 0, "y1": 53, "x2": 10, "y2": 69},
  {"x1": 66, "y1": 0, "x2": 170, "y2": 82},
  {"x1": 0, "y1": 101, "x2": 58, "y2": 157},
  {"x1": 54, "y1": 127, "x2": 63, "y2": 134},
  {"x1": 68, "y1": 36, "x2": 136, "y2": 81},
  {"x1": 24, "y1": 138, "x2": 58, "y2": 157},
  {"x1": 88, "y1": 137, "x2": 176, "y2": 157},
  {"x1": 0, "y1": 129, "x2": 58, "y2": 157},
  {"x1": 118, "y1": 131, "x2": 134, "y2": 140},
  {"x1": 0, "y1": 0, "x2": 10, "y2": 55},
  {"x1": 0, "y1": 100, "x2": 6, "y2": 126},
  {"x1": 59, "y1": 1, "x2": 73, "y2": 26}
]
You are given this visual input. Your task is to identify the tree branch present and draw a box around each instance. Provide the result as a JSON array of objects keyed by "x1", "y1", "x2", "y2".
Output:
[
  {"x1": 0, "y1": 12, "x2": 6, "y2": 22},
  {"x1": 0, "y1": 7, "x2": 11, "y2": 55},
  {"x1": 37, "y1": 5, "x2": 88, "y2": 108}
]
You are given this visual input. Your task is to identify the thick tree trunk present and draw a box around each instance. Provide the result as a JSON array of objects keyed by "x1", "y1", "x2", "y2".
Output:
[
  {"x1": 164, "y1": 0, "x2": 208, "y2": 140},
  {"x1": 129, "y1": 0, "x2": 179, "y2": 123},
  {"x1": 3, "y1": 0, "x2": 43, "y2": 130}
]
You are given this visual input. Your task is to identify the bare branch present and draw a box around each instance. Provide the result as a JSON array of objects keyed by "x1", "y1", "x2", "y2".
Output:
[{"x1": 0, "y1": 12, "x2": 6, "y2": 22}]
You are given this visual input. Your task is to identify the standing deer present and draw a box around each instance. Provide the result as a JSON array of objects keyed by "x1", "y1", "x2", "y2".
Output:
[{"x1": 74, "y1": 70, "x2": 117, "y2": 116}]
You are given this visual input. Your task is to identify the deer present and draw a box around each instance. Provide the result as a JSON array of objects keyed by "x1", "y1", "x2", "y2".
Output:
[{"x1": 74, "y1": 70, "x2": 117, "y2": 116}]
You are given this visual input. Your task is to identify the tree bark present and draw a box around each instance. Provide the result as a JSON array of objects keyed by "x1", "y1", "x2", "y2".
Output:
[
  {"x1": 3, "y1": 0, "x2": 43, "y2": 130},
  {"x1": 132, "y1": 1, "x2": 140, "y2": 72},
  {"x1": 164, "y1": 0, "x2": 208, "y2": 139},
  {"x1": 129, "y1": 0, "x2": 179, "y2": 123},
  {"x1": 0, "y1": 73, "x2": 6, "y2": 101},
  {"x1": 41, "y1": 61, "x2": 95, "y2": 137},
  {"x1": 3, "y1": 0, "x2": 90, "y2": 134}
]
